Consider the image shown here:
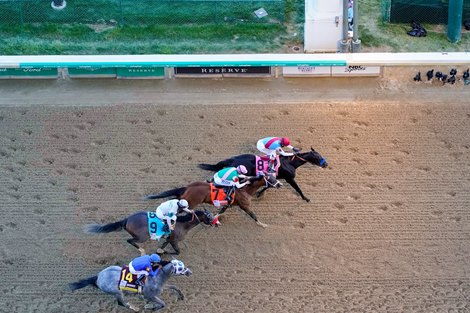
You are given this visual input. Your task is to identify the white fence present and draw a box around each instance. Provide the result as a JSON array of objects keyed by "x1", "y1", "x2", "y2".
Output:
[
  {"x1": 0, "y1": 52, "x2": 469, "y2": 79},
  {"x1": 1, "y1": 52, "x2": 469, "y2": 68}
]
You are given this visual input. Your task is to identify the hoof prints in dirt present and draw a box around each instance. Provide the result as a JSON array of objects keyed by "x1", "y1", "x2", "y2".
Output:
[{"x1": 1, "y1": 102, "x2": 469, "y2": 312}]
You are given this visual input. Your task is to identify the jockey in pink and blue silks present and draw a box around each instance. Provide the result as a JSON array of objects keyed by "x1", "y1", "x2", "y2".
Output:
[{"x1": 256, "y1": 137, "x2": 299, "y2": 171}]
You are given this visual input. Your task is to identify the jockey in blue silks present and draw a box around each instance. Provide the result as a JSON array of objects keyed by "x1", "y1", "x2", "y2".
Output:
[{"x1": 129, "y1": 254, "x2": 161, "y2": 286}]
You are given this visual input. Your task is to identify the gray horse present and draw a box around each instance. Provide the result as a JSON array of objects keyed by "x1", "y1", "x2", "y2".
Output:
[
  {"x1": 69, "y1": 260, "x2": 192, "y2": 311},
  {"x1": 85, "y1": 210, "x2": 219, "y2": 255}
]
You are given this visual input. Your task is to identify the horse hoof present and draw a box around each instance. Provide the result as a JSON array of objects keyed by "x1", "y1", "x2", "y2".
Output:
[
  {"x1": 129, "y1": 304, "x2": 140, "y2": 312},
  {"x1": 156, "y1": 248, "x2": 165, "y2": 254},
  {"x1": 305, "y1": 198, "x2": 311, "y2": 203},
  {"x1": 256, "y1": 221, "x2": 268, "y2": 228}
]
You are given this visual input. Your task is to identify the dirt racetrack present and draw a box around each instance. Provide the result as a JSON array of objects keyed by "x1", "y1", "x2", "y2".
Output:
[{"x1": 0, "y1": 76, "x2": 469, "y2": 313}]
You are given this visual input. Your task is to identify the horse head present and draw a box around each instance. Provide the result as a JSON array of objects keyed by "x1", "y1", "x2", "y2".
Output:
[
  {"x1": 195, "y1": 209, "x2": 221, "y2": 226},
  {"x1": 143, "y1": 260, "x2": 192, "y2": 307},
  {"x1": 296, "y1": 147, "x2": 328, "y2": 168},
  {"x1": 247, "y1": 172, "x2": 282, "y2": 188},
  {"x1": 264, "y1": 172, "x2": 282, "y2": 188},
  {"x1": 169, "y1": 259, "x2": 192, "y2": 277}
]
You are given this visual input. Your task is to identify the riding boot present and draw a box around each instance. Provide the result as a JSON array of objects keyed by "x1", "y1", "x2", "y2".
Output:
[
  {"x1": 268, "y1": 163, "x2": 275, "y2": 173},
  {"x1": 135, "y1": 274, "x2": 145, "y2": 286},
  {"x1": 162, "y1": 224, "x2": 170, "y2": 233},
  {"x1": 224, "y1": 187, "x2": 232, "y2": 203},
  {"x1": 268, "y1": 159, "x2": 276, "y2": 173}
]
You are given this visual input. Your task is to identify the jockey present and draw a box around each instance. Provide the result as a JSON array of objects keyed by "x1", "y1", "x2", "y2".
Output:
[
  {"x1": 256, "y1": 137, "x2": 299, "y2": 171},
  {"x1": 156, "y1": 199, "x2": 192, "y2": 233},
  {"x1": 129, "y1": 253, "x2": 161, "y2": 286},
  {"x1": 213, "y1": 165, "x2": 250, "y2": 203}
]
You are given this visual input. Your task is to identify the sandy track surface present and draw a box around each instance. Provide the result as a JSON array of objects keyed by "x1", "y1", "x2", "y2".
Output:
[{"x1": 0, "y1": 77, "x2": 469, "y2": 313}]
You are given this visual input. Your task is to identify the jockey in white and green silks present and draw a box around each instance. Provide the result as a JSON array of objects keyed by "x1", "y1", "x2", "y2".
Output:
[
  {"x1": 213, "y1": 165, "x2": 250, "y2": 202},
  {"x1": 213, "y1": 165, "x2": 249, "y2": 188}
]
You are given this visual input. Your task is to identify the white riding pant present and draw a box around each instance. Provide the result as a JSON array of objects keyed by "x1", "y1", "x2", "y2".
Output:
[
  {"x1": 256, "y1": 140, "x2": 276, "y2": 160},
  {"x1": 213, "y1": 175, "x2": 236, "y2": 187},
  {"x1": 128, "y1": 262, "x2": 149, "y2": 276}
]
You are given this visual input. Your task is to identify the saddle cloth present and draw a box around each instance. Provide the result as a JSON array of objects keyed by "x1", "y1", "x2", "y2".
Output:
[
  {"x1": 210, "y1": 183, "x2": 235, "y2": 207},
  {"x1": 255, "y1": 155, "x2": 280, "y2": 176},
  {"x1": 118, "y1": 266, "x2": 143, "y2": 293},
  {"x1": 147, "y1": 212, "x2": 171, "y2": 241}
]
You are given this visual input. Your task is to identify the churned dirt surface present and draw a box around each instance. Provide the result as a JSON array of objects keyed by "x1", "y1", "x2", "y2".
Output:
[{"x1": 0, "y1": 75, "x2": 469, "y2": 313}]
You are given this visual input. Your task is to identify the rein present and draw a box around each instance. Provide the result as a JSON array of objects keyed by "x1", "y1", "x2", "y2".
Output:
[
  {"x1": 291, "y1": 153, "x2": 307, "y2": 162},
  {"x1": 263, "y1": 175, "x2": 281, "y2": 188},
  {"x1": 263, "y1": 176, "x2": 269, "y2": 187},
  {"x1": 191, "y1": 211, "x2": 200, "y2": 223}
]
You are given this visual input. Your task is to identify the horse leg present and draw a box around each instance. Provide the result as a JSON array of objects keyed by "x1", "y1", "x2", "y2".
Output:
[
  {"x1": 256, "y1": 186, "x2": 269, "y2": 198},
  {"x1": 164, "y1": 285, "x2": 184, "y2": 300},
  {"x1": 168, "y1": 241, "x2": 181, "y2": 255},
  {"x1": 156, "y1": 240, "x2": 169, "y2": 254},
  {"x1": 115, "y1": 291, "x2": 139, "y2": 312},
  {"x1": 144, "y1": 296, "x2": 165, "y2": 311},
  {"x1": 285, "y1": 177, "x2": 310, "y2": 202},
  {"x1": 127, "y1": 238, "x2": 146, "y2": 256},
  {"x1": 218, "y1": 205, "x2": 230, "y2": 215},
  {"x1": 240, "y1": 204, "x2": 267, "y2": 228}
]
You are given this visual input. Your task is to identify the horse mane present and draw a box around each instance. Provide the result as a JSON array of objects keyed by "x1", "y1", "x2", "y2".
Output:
[
  {"x1": 176, "y1": 210, "x2": 204, "y2": 223},
  {"x1": 147, "y1": 262, "x2": 174, "y2": 283},
  {"x1": 279, "y1": 150, "x2": 311, "y2": 159},
  {"x1": 161, "y1": 262, "x2": 174, "y2": 275}
]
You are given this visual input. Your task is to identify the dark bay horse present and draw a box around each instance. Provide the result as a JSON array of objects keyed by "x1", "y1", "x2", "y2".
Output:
[
  {"x1": 144, "y1": 174, "x2": 280, "y2": 228},
  {"x1": 198, "y1": 148, "x2": 328, "y2": 202},
  {"x1": 85, "y1": 210, "x2": 218, "y2": 255},
  {"x1": 69, "y1": 260, "x2": 192, "y2": 311}
]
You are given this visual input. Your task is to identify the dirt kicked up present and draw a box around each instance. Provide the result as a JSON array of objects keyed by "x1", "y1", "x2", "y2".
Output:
[{"x1": 0, "y1": 77, "x2": 469, "y2": 312}]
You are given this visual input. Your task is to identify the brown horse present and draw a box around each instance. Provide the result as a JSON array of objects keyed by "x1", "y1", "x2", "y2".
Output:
[{"x1": 144, "y1": 174, "x2": 280, "y2": 228}]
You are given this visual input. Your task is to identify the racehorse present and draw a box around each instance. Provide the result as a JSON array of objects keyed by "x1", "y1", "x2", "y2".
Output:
[
  {"x1": 69, "y1": 259, "x2": 192, "y2": 312},
  {"x1": 85, "y1": 210, "x2": 218, "y2": 255},
  {"x1": 198, "y1": 148, "x2": 328, "y2": 202},
  {"x1": 144, "y1": 174, "x2": 280, "y2": 228}
]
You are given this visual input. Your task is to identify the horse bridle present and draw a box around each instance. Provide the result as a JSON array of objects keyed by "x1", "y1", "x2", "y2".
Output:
[
  {"x1": 263, "y1": 175, "x2": 281, "y2": 188},
  {"x1": 190, "y1": 211, "x2": 200, "y2": 223},
  {"x1": 291, "y1": 152, "x2": 326, "y2": 167},
  {"x1": 291, "y1": 153, "x2": 307, "y2": 162},
  {"x1": 196, "y1": 210, "x2": 218, "y2": 226}
]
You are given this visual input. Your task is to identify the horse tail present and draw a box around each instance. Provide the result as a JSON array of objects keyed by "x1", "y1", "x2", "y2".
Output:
[
  {"x1": 143, "y1": 187, "x2": 186, "y2": 200},
  {"x1": 84, "y1": 219, "x2": 127, "y2": 234},
  {"x1": 198, "y1": 159, "x2": 230, "y2": 172},
  {"x1": 69, "y1": 276, "x2": 98, "y2": 291}
]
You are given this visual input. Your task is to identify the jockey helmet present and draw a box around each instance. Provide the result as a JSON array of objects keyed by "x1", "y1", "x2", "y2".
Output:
[
  {"x1": 281, "y1": 137, "x2": 290, "y2": 147},
  {"x1": 236, "y1": 165, "x2": 248, "y2": 175},
  {"x1": 149, "y1": 254, "x2": 161, "y2": 263},
  {"x1": 177, "y1": 199, "x2": 189, "y2": 209}
]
